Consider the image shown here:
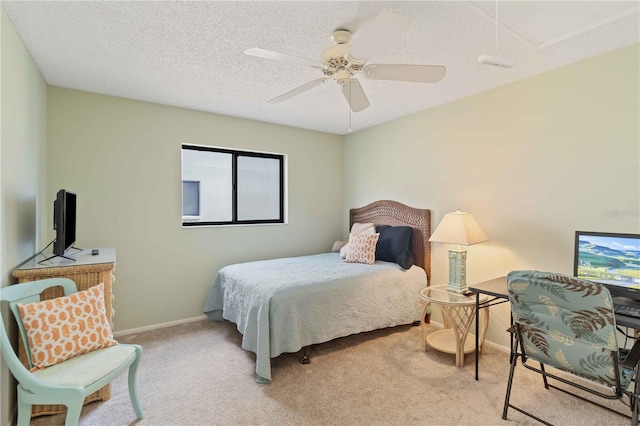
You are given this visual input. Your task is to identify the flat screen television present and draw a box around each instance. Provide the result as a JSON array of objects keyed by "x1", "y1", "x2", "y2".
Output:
[
  {"x1": 52, "y1": 189, "x2": 77, "y2": 257},
  {"x1": 574, "y1": 231, "x2": 640, "y2": 300}
]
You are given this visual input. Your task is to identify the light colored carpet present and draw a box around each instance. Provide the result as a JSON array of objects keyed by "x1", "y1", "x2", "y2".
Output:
[{"x1": 29, "y1": 319, "x2": 631, "y2": 425}]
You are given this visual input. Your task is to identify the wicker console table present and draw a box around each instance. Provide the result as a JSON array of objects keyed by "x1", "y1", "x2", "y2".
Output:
[{"x1": 13, "y1": 247, "x2": 116, "y2": 417}]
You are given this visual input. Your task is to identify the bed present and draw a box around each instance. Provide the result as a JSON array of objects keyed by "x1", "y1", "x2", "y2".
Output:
[{"x1": 203, "y1": 200, "x2": 431, "y2": 383}]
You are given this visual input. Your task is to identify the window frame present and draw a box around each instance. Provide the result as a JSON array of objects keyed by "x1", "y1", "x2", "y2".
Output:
[{"x1": 181, "y1": 144, "x2": 286, "y2": 227}]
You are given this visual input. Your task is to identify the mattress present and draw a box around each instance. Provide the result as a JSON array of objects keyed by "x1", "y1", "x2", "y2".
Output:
[{"x1": 204, "y1": 252, "x2": 427, "y2": 383}]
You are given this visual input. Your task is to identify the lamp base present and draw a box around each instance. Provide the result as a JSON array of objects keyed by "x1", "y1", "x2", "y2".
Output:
[
  {"x1": 447, "y1": 245, "x2": 468, "y2": 293},
  {"x1": 447, "y1": 283, "x2": 468, "y2": 293}
]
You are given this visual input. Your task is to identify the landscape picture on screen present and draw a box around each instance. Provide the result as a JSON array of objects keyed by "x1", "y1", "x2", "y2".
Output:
[{"x1": 576, "y1": 234, "x2": 640, "y2": 288}]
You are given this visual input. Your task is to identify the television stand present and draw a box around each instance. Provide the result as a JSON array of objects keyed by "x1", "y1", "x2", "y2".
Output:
[
  {"x1": 34, "y1": 241, "x2": 82, "y2": 264},
  {"x1": 37, "y1": 253, "x2": 76, "y2": 264}
]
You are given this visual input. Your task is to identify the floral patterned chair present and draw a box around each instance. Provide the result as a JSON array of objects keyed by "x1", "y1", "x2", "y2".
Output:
[{"x1": 503, "y1": 270, "x2": 640, "y2": 425}]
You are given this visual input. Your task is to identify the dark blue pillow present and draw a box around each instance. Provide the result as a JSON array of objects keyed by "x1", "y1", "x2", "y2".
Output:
[{"x1": 375, "y1": 225, "x2": 414, "y2": 269}]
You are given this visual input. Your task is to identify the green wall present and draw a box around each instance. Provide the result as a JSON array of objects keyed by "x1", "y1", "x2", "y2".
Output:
[
  {"x1": 1, "y1": 7, "x2": 48, "y2": 426},
  {"x1": 344, "y1": 43, "x2": 640, "y2": 348},
  {"x1": 47, "y1": 87, "x2": 344, "y2": 332}
]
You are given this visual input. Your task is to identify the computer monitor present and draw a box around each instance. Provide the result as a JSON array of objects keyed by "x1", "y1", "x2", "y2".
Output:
[{"x1": 574, "y1": 231, "x2": 640, "y2": 300}]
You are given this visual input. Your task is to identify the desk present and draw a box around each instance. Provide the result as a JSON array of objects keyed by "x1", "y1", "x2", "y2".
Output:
[
  {"x1": 419, "y1": 286, "x2": 488, "y2": 367},
  {"x1": 612, "y1": 297, "x2": 640, "y2": 330},
  {"x1": 469, "y1": 276, "x2": 640, "y2": 381},
  {"x1": 469, "y1": 277, "x2": 509, "y2": 381}
]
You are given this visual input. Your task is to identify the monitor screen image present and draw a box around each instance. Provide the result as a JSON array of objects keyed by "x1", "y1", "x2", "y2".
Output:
[{"x1": 574, "y1": 231, "x2": 640, "y2": 296}]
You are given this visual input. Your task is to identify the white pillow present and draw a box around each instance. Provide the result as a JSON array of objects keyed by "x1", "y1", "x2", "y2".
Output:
[
  {"x1": 340, "y1": 222, "x2": 375, "y2": 259},
  {"x1": 332, "y1": 241, "x2": 347, "y2": 252},
  {"x1": 351, "y1": 222, "x2": 375, "y2": 235},
  {"x1": 340, "y1": 243, "x2": 349, "y2": 259}
]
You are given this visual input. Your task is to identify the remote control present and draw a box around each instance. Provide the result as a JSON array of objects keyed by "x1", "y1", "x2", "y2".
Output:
[{"x1": 91, "y1": 249, "x2": 99, "y2": 256}]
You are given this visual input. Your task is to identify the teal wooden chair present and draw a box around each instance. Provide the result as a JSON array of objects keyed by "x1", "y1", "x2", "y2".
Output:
[
  {"x1": 503, "y1": 270, "x2": 640, "y2": 425},
  {"x1": 0, "y1": 277, "x2": 144, "y2": 426}
]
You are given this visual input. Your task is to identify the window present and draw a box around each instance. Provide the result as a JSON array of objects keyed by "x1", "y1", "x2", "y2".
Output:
[
  {"x1": 181, "y1": 144, "x2": 285, "y2": 226},
  {"x1": 182, "y1": 180, "x2": 200, "y2": 219}
]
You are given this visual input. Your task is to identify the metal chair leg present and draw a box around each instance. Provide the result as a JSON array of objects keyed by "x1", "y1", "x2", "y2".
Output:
[
  {"x1": 540, "y1": 363, "x2": 550, "y2": 389},
  {"x1": 632, "y1": 369, "x2": 639, "y2": 426},
  {"x1": 502, "y1": 349, "x2": 518, "y2": 420}
]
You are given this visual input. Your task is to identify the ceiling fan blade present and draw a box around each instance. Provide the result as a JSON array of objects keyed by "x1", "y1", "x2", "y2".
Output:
[
  {"x1": 267, "y1": 78, "x2": 328, "y2": 104},
  {"x1": 245, "y1": 48, "x2": 323, "y2": 69},
  {"x1": 347, "y1": 10, "x2": 410, "y2": 64},
  {"x1": 363, "y1": 64, "x2": 446, "y2": 83},
  {"x1": 341, "y1": 79, "x2": 370, "y2": 112}
]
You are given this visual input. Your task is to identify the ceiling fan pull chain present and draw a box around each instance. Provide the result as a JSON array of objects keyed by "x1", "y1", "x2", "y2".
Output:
[
  {"x1": 495, "y1": 0, "x2": 498, "y2": 54},
  {"x1": 348, "y1": 83, "x2": 352, "y2": 133}
]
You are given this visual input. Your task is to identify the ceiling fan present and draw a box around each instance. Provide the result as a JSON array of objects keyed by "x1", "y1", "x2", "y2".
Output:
[{"x1": 245, "y1": 10, "x2": 446, "y2": 113}]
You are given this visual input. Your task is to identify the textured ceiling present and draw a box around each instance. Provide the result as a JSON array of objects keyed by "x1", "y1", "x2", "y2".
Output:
[{"x1": 3, "y1": 1, "x2": 639, "y2": 135}]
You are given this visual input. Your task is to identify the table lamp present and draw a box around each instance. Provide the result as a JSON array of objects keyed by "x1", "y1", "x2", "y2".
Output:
[{"x1": 429, "y1": 211, "x2": 488, "y2": 293}]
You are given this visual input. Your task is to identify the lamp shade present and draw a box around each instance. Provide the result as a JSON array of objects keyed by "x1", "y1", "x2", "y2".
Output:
[{"x1": 428, "y1": 211, "x2": 488, "y2": 246}]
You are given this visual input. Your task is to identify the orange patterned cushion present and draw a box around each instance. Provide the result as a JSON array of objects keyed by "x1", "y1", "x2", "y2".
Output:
[
  {"x1": 345, "y1": 232, "x2": 380, "y2": 265},
  {"x1": 18, "y1": 283, "x2": 117, "y2": 371}
]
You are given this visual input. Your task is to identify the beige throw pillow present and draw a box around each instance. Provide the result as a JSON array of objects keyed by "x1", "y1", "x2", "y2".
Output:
[
  {"x1": 340, "y1": 222, "x2": 376, "y2": 259},
  {"x1": 345, "y1": 232, "x2": 380, "y2": 265}
]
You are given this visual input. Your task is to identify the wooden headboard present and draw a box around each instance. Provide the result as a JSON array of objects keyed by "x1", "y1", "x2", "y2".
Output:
[{"x1": 350, "y1": 200, "x2": 431, "y2": 282}]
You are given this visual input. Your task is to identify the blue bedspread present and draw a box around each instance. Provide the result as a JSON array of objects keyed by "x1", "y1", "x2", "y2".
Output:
[{"x1": 203, "y1": 252, "x2": 427, "y2": 383}]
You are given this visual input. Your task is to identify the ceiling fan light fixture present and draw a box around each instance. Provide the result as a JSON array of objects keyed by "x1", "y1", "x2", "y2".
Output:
[
  {"x1": 320, "y1": 43, "x2": 350, "y2": 67},
  {"x1": 336, "y1": 69, "x2": 351, "y2": 85}
]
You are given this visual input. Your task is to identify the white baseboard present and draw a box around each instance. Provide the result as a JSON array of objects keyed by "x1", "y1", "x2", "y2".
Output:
[
  {"x1": 114, "y1": 316, "x2": 512, "y2": 355},
  {"x1": 484, "y1": 339, "x2": 511, "y2": 354},
  {"x1": 114, "y1": 315, "x2": 208, "y2": 337},
  {"x1": 428, "y1": 319, "x2": 510, "y2": 354}
]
